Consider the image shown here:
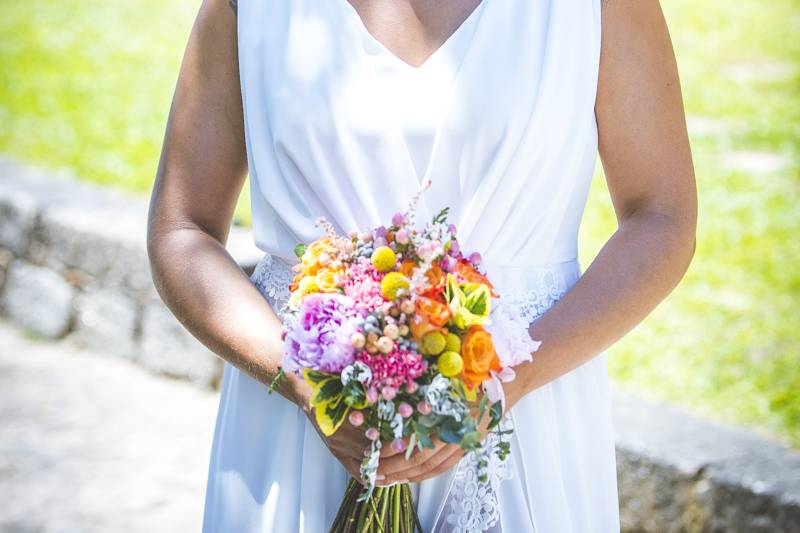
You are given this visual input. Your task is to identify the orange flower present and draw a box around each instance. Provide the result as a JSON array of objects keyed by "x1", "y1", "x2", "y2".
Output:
[
  {"x1": 421, "y1": 263, "x2": 446, "y2": 298},
  {"x1": 455, "y1": 259, "x2": 498, "y2": 298},
  {"x1": 399, "y1": 259, "x2": 416, "y2": 278},
  {"x1": 461, "y1": 325, "x2": 502, "y2": 387},
  {"x1": 300, "y1": 237, "x2": 339, "y2": 276},
  {"x1": 408, "y1": 313, "x2": 446, "y2": 341},
  {"x1": 415, "y1": 295, "x2": 451, "y2": 327}
]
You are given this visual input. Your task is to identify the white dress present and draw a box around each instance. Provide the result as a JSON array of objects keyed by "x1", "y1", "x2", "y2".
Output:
[{"x1": 203, "y1": 0, "x2": 620, "y2": 531}]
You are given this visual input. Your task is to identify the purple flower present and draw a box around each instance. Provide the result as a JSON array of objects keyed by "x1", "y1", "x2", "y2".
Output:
[{"x1": 283, "y1": 293, "x2": 363, "y2": 374}]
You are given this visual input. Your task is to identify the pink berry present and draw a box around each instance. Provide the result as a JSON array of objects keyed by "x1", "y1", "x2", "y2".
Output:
[
  {"x1": 398, "y1": 402, "x2": 413, "y2": 418},
  {"x1": 381, "y1": 386, "x2": 397, "y2": 401},
  {"x1": 417, "y1": 401, "x2": 432, "y2": 415},
  {"x1": 366, "y1": 387, "x2": 379, "y2": 404},
  {"x1": 395, "y1": 228, "x2": 410, "y2": 245},
  {"x1": 391, "y1": 438, "x2": 407, "y2": 453},
  {"x1": 404, "y1": 381, "x2": 419, "y2": 394},
  {"x1": 349, "y1": 411, "x2": 364, "y2": 427},
  {"x1": 366, "y1": 427, "x2": 380, "y2": 441}
]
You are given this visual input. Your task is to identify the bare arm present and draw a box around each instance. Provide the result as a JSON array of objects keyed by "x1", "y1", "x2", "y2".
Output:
[
  {"x1": 147, "y1": 0, "x2": 370, "y2": 480},
  {"x1": 147, "y1": 0, "x2": 293, "y2": 395},
  {"x1": 505, "y1": 0, "x2": 697, "y2": 405},
  {"x1": 378, "y1": 0, "x2": 697, "y2": 485}
]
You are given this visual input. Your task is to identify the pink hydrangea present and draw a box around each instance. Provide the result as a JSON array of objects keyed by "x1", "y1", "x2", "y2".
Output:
[
  {"x1": 343, "y1": 257, "x2": 385, "y2": 311},
  {"x1": 356, "y1": 348, "x2": 428, "y2": 390}
]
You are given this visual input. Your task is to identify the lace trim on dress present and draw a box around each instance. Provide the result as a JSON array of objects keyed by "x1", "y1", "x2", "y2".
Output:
[
  {"x1": 498, "y1": 267, "x2": 569, "y2": 325},
  {"x1": 439, "y1": 264, "x2": 569, "y2": 532},
  {"x1": 250, "y1": 253, "x2": 294, "y2": 314}
]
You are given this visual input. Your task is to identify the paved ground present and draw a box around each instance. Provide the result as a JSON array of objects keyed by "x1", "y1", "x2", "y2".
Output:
[{"x1": 0, "y1": 321, "x2": 219, "y2": 533}]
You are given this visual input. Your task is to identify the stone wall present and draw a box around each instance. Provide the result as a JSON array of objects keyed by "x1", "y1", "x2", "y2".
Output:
[
  {"x1": 0, "y1": 156, "x2": 262, "y2": 388},
  {"x1": 1, "y1": 156, "x2": 798, "y2": 531}
]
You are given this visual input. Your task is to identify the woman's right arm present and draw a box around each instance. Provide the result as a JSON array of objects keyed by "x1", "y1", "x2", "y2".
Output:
[
  {"x1": 147, "y1": 0, "x2": 298, "y2": 398},
  {"x1": 147, "y1": 0, "x2": 370, "y2": 479}
]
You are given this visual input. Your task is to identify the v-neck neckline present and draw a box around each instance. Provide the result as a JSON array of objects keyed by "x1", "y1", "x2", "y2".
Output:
[{"x1": 339, "y1": 0, "x2": 487, "y2": 72}]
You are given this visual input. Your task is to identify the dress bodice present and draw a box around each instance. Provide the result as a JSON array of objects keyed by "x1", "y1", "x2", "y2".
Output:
[{"x1": 237, "y1": 0, "x2": 603, "y2": 270}]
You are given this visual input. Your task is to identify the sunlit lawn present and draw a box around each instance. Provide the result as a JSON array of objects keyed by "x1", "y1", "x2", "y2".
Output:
[{"x1": 1, "y1": 1, "x2": 798, "y2": 446}]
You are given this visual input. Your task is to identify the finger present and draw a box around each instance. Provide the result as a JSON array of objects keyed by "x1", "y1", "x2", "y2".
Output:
[
  {"x1": 380, "y1": 446, "x2": 462, "y2": 485},
  {"x1": 406, "y1": 449, "x2": 465, "y2": 483},
  {"x1": 377, "y1": 439, "x2": 448, "y2": 477},
  {"x1": 379, "y1": 444, "x2": 462, "y2": 485},
  {"x1": 379, "y1": 438, "x2": 407, "y2": 459}
]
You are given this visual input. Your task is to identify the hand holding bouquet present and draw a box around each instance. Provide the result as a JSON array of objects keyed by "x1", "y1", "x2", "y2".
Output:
[{"x1": 271, "y1": 184, "x2": 542, "y2": 532}]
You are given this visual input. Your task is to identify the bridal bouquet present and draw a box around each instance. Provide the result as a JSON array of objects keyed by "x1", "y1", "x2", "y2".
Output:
[{"x1": 272, "y1": 184, "x2": 541, "y2": 532}]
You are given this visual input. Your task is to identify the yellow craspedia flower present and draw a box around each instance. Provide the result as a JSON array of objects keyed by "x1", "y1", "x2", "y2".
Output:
[
  {"x1": 381, "y1": 272, "x2": 409, "y2": 300},
  {"x1": 371, "y1": 246, "x2": 397, "y2": 273},
  {"x1": 421, "y1": 331, "x2": 446, "y2": 356},
  {"x1": 438, "y1": 351, "x2": 464, "y2": 377},
  {"x1": 444, "y1": 332, "x2": 462, "y2": 353}
]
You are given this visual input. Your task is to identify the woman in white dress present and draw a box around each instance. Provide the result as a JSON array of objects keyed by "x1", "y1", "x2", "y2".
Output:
[{"x1": 147, "y1": 0, "x2": 696, "y2": 531}]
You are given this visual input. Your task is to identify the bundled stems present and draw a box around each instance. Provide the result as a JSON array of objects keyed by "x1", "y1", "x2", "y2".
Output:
[{"x1": 330, "y1": 478, "x2": 422, "y2": 533}]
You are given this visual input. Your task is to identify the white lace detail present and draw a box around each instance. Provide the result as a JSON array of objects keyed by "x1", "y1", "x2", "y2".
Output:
[
  {"x1": 497, "y1": 267, "x2": 569, "y2": 326},
  {"x1": 441, "y1": 263, "x2": 572, "y2": 532},
  {"x1": 250, "y1": 253, "x2": 294, "y2": 314},
  {"x1": 442, "y1": 417, "x2": 515, "y2": 533}
]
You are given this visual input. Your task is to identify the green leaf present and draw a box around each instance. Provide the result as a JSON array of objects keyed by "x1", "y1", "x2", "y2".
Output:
[
  {"x1": 312, "y1": 378, "x2": 343, "y2": 405},
  {"x1": 432, "y1": 206, "x2": 450, "y2": 225},
  {"x1": 293, "y1": 243, "x2": 307, "y2": 259},
  {"x1": 315, "y1": 396, "x2": 350, "y2": 436},
  {"x1": 488, "y1": 401, "x2": 503, "y2": 430},
  {"x1": 460, "y1": 430, "x2": 482, "y2": 449},
  {"x1": 439, "y1": 428, "x2": 462, "y2": 444},
  {"x1": 417, "y1": 432, "x2": 435, "y2": 449},
  {"x1": 478, "y1": 394, "x2": 489, "y2": 420}
]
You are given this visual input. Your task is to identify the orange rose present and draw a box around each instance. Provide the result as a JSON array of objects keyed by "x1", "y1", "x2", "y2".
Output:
[
  {"x1": 461, "y1": 325, "x2": 502, "y2": 387},
  {"x1": 299, "y1": 237, "x2": 339, "y2": 277},
  {"x1": 455, "y1": 259, "x2": 498, "y2": 298},
  {"x1": 415, "y1": 295, "x2": 451, "y2": 327}
]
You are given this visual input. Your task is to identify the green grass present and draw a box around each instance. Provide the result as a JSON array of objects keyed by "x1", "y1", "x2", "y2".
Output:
[
  {"x1": 1, "y1": 1, "x2": 799, "y2": 446},
  {"x1": 580, "y1": 0, "x2": 800, "y2": 447}
]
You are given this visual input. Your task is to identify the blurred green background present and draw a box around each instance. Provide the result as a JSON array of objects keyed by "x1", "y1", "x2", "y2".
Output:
[{"x1": 1, "y1": 1, "x2": 798, "y2": 446}]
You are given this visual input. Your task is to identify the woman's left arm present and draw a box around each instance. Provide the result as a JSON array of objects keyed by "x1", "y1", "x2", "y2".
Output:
[
  {"x1": 505, "y1": 0, "x2": 697, "y2": 409},
  {"x1": 377, "y1": 0, "x2": 697, "y2": 485}
]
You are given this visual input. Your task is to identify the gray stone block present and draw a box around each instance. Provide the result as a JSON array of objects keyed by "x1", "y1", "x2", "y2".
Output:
[
  {"x1": 34, "y1": 198, "x2": 153, "y2": 295},
  {"x1": 0, "y1": 187, "x2": 38, "y2": 257},
  {"x1": 613, "y1": 390, "x2": 800, "y2": 532},
  {"x1": 74, "y1": 287, "x2": 139, "y2": 359},
  {"x1": 0, "y1": 249, "x2": 13, "y2": 291},
  {"x1": 0, "y1": 261, "x2": 75, "y2": 339},
  {"x1": 140, "y1": 300, "x2": 222, "y2": 387}
]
